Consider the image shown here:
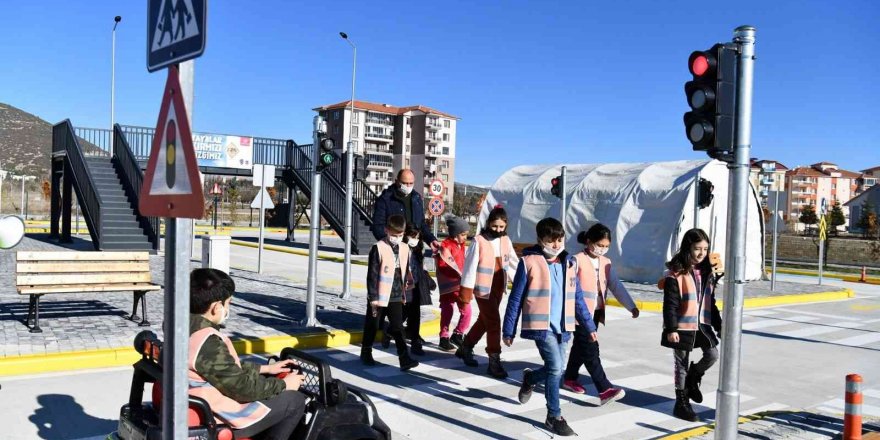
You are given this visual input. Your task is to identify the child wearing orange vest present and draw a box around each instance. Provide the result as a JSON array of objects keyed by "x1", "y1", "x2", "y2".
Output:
[
  {"x1": 435, "y1": 215, "x2": 473, "y2": 351},
  {"x1": 456, "y1": 206, "x2": 520, "y2": 379},
  {"x1": 563, "y1": 223, "x2": 639, "y2": 405},
  {"x1": 188, "y1": 268, "x2": 307, "y2": 440},
  {"x1": 503, "y1": 217, "x2": 595, "y2": 437},
  {"x1": 361, "y1": 214, "x2": 420, "y2": 371},
  {"x1": 660, "y1": 228, "x2": 722, "y2": 422}
]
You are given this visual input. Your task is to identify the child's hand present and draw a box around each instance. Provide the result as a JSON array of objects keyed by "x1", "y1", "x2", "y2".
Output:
[
  {"x1": 503, "y1": 337, "x2": 514, "y2": 347},
  {"x1": 370, "y1": 301, "x2": 379, "y2": 317},
  {"x1": 589, "y1": 332, "x2": 598, "y2": 342},
  {"x1": 282, "y1": 372, "x2": 306, "y2": 391},
  {"x1": 631, "y1": 308, "x2": 640, "y2": 318},
  {"x1": 261, "y1": 359, "x2": 298, "y2": 376},
  {"x1": 667, "y1": 332, "x2": 680, "y2": 343}
]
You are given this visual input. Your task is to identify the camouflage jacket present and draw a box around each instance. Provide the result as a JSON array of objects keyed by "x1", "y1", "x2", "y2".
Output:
[{"x1": 190, "y1": 315, "x2": 285, "y2": 402}]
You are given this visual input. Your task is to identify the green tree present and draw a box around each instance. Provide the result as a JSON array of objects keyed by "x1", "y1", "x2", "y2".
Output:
[
  {"x1": 799, "y1": 204, "x2": 818, "y2": 235},
  {"x1": 858, "y1": 200, "x2": 878, "y2": 238},
  {"x1": 829, "y1": 202, "x2": 846, "y2": 235}
]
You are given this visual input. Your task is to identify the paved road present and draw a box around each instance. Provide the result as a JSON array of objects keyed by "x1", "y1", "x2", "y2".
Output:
[{"x1": 3, "y1": 277, "x2": 878, "y2": 440}]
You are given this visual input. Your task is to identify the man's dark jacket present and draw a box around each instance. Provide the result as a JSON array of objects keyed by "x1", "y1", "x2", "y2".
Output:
[{"x1": 371, "y1": 185, "x2": 437, "y2": 243}]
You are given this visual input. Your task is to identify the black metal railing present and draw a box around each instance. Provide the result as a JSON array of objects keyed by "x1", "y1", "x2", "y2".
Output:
[
  {"x1": 73, "y1": 127, "x2": 112, "y2": 157},
  {"x1": 113, "y1": 124, "x2": 160, "y2": 251},
  {"x1": 55, "y1": 120, "x2": 102, "y2": 247}
]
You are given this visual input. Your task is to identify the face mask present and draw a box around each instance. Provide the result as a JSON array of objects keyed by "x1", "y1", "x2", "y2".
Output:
[
  {"x1": 484, "y1": 229, "x2": 505, "y2": 239},
  {"x1": 398, "y1": 184, "x2": 414, "y2": 196},
  {"x1": 543, "y1": 245, "x2": 563, "y2": 258},
  {"x1": 407, "y1": 239, "x2": 419, "y2": 248},
  {"x1": 218, "y1": 303, "x2": 231, "y2": 325},
  {"x1": 388, "y1": 236, "x2": 402, "y2": 246},
  {"x1": 590, "y1": 245, "x2": 609, "y2": 257}
]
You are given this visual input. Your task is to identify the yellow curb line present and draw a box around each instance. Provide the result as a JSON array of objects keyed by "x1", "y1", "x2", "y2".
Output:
[
  {"x1": 658, "y1": 411, "x2": 772, "y2": 440},
  {"x1": 0, "y1": 314, "x2": 441, "y2": 378},
  {"x1": 230, "y1": 239, "x2": 369, "y2": 266},
  {"x1": 606, "y1": 288, "x2": 854, "y2": 313}
]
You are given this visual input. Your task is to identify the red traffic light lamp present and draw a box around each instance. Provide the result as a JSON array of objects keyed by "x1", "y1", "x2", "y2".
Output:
[
  {"x1": 550, "y1": 176, "x2": 563, "y2": 199},
  {"x1": 683, "y1": 43, "x2": 737, "y2": 160}
]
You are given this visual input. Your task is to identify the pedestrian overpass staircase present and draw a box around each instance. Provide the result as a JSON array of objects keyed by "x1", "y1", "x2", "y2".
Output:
[{"x1": 50, "y1": 120, "x2": 377, "y2": 254}]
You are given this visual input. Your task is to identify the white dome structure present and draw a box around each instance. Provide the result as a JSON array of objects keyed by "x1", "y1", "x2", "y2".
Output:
[{"x1": 479, "y1": 159, "x2": 765, "y2": 284}]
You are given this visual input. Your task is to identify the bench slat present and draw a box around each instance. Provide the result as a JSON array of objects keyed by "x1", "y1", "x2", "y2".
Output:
[
  {"x1": 16, "y1": 262, "x2": 151, "y2": 274},
  {"x1": 18, "y1": 283, "x2": 162, "y2": 294},
  {"x1": 17, "y1": 272, "x2": 152, "y2": 286},
  {"x1": 16, "y1": 251, "x2": 150, "y2": 262}
]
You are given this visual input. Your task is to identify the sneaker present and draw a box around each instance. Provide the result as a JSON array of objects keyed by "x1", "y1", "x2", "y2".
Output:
[
  {"x1": 455, "y1": 344, "x2": 479, "y2": 367},
  {"x1": 360, "y1": 350, "x2": 376, "y2": 367},
  {"x1": 411, "y1": 343, "x2": 425, "y2": 356},
  {"x1": 544, "y1": 416, "x2": 575, "y2": 436},
  {"x1": 599, "y1": 387, "x2": 626, "y2": 405},
  {"x1": 518, "y1": 368, "x2": 535, "y2": 404},
  {"x1": 438, "y1": 337, "x2": 455, "y2": 351},
  {"x1": 562, "y1": 380, "x2": 586, "y2": 394},
  {"x1": 450, "y1": 332, "x2": 465, "y2": 348},
  {"x1": 399, "y1": 355, "x2": 419, "y2": 371}
]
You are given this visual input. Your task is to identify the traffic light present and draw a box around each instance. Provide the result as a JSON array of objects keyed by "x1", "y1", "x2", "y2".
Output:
[
  {"x1": 698, "y1": 178, "x2": 714, "y2": 209},
  {"x1": 550, "y1": 175, "x2": 563, "y2": 199},
  {"x1": 684, "y1": 43, "x2": 737, "y2": 160},
  {"x1": 316, "y1": 135, "x2": 335, "y2": 171}
]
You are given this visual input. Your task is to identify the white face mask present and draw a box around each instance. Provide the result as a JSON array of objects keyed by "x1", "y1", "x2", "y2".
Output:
[
  {"x1": 398, "y1": 184, "x2": 414, "y2": 195},
  {"x1": 590, "y1": 245, "x2": 609, "y2": 257},
  {"x1": 218, "y1": 303, "x2": 231, "y2": 325},
  {"x1": 543, "y1": 245, "x2": 563, "y2": 258},
  {"x1": 388, "y1": 236, "x2": 402, "y2": 246},
  {"x1": 407, "y1": 239, "x2": 419, "y2": 248}
]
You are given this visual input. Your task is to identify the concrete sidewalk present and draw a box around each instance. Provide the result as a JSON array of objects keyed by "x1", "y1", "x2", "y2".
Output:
[{"x1": 662, "y1": 410, "x2": 880, "y2": 439}]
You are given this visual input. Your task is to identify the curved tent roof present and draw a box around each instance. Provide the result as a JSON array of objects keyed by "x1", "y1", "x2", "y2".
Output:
[{"x1": 480, "y1": 159, "x2": 765, "y2": 283}]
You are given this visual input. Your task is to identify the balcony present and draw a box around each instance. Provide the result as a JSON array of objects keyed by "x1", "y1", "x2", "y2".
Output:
[
  {"x1": 366, "y1": 173, "x2": 389, "y2": 184},
  {"x1": 426, "y1": 136, "x2": 440, "y2": 145},
  {"x1": 365, "y1": 145, "x2": 393, "y2": 155},
  {"x1": 791, "y1": 178, "x2": 816, "y2": 185},
  {"x1": 365, "y1": 132, "x2": 393, "y2": 143},
  {"x1": 426, "y1": 120, "x2": 442, "y2": 131},
  {"x1": 366, "y1": 117, "x2": 393, "y2": 126},
  {"x1": 426, "y1": 148, "x2": 441, "y2": 157}
]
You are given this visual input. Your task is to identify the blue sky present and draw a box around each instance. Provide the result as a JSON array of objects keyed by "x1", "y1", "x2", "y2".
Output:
[{"x1": 1, "y1": 0, "x2": 877, "y2": 185}]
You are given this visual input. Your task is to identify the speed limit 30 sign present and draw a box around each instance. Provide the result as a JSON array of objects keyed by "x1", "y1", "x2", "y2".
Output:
[{"x1": 429, "y1": 179, "x2": 446, "y2": 197}]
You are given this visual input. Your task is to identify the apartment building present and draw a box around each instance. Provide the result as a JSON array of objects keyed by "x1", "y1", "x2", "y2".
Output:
[
  {"x1": 313, "y1": 100, "x2": 458, "y2": 205},
  {"x1": 856, "y1": 165, "x2": 880, "y2": 195},
  {"x1": 784, "y1": 162, "x2": 861, "y2": 226},
  {"x1": 749, "y1": 159, "x2": 788, "y2": 206}
]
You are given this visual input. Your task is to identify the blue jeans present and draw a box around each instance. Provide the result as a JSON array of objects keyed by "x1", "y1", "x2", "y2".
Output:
[{"x1": 529, "y1": 332, "x2": 569, "y2": 418}]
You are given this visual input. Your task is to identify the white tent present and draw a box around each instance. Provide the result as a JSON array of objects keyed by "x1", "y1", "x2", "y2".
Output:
[{"x1": 478, "y1": 159, "x2": 765, "y2": 284}]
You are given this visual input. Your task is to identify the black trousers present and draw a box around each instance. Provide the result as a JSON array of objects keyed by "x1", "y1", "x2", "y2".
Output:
[
  {"x1": 405, "y1": 291, "x2": 422, "y2": 343},
  {"x1": 564, "y1": 324, "x2": 613, "y2": 393},
  {"x1": 362, "y1": 301, "x2": 407, "y2": 356},
  {"x1": 233, "y1": 390, "x2": 306, "y2": 440}
]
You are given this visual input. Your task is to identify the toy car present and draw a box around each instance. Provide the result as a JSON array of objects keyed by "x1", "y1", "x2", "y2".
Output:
[{"x1": 107, "y1": 331, "x2": 391, "y2": 440}]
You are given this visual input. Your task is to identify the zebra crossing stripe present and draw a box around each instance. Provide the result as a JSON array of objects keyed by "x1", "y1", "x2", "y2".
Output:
[
  {"x1": 817, "y1": 398, "x2": 880, "y2": 417},
  {"x1": 777, "y1": 322, "x2": 864, "y2": 338},
  {"x1": 373, "y1": 397, "x2": 471, "y2": 440},
  {"x1": 830, "y1": 332, "x2": 880, "y2": 348},
  {"x1": 742, "y1": 315, "x2": 820, "y2": 330}
]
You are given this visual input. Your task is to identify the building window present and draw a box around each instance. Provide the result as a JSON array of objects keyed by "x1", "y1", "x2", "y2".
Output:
[
  {"x1": 351, "y1": 140, "x2": 358, "y2": 150},
  {"x1": 352, "y1": 126, "x2": 359, "y2": 137},
  {"x1": 442, "y1": 133, "x2": 449, "y2": 141},
  {"x1": 442, "y1": 147, "x2": 449, "y2": 155},
  {"x1": 406, "y1": 131, "x2": 410, "y2": 139},
  {"x1": 443, "y1": 120, "x2": 450, "y2": 128},
  {"x1": 333, "y1": 110, "x2": 340, "y2": 120},
  {"x1": 352, "y1": 112, "x2": 359, "y2": 123},
  {"x1": 333, "y1": 125, "x2": 339, "y2": 135},
  {"x1": 442, "y1": 160, "x2": 449, "y2": 167},
  {"x1": 442, "y1": 174, "x2": 449, "y2": 181}
]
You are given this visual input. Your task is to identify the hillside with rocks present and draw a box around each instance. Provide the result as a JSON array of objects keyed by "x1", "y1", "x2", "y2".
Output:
[{"x1": 0, "y1": 103, "x2": 54, "y2": 178}]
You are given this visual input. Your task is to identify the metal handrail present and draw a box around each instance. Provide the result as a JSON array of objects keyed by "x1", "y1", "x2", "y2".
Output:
[
  {"x1": 55, "y1": 120, "x2": 102, "y2": 247},
  {"x1": 113, "y1": 124, "x2": 160, "y2": 251}
]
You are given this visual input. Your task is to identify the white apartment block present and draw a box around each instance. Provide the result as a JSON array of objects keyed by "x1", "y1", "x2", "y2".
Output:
[{"x1": 313, "y1": 100, "x2": 458, "y2": 205}]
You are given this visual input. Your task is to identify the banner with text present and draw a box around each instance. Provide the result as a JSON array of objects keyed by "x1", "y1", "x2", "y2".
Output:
[{"x1": 193, "y1": 134, "x2": 254, "y2": 170}]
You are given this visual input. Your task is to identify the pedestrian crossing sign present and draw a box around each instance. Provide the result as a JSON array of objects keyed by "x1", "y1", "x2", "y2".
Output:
[
  {"x1": 139, "y1": 65, "x2": 205, "y2": 218},
  {"x1": 147, "y1": 0, "x2": 207, "y2": 72}
]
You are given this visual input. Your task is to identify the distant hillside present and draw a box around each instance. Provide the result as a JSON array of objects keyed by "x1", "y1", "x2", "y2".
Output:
[
  {"x1": 0, "y1": 103, "x2": 53, "y2": 178},
  {"x1": 455, "y1": 182, "x2": 489, "y2": 196}
]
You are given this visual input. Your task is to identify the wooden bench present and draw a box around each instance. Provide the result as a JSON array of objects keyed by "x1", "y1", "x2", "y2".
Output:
[{"x1": 16, "y1": 251, "x2": 161, "y2": 333}]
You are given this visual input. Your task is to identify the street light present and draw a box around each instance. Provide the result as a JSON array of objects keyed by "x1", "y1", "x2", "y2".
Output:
[
  {"x1": 340, "y1": 31, "x2": 356, "y2": 299},
  {"x1": 209, "y1": 182, "x2": 222, "y2": 230},
  {"x1": 111, "y1": 15, "x2": 121, "y2": 156}
]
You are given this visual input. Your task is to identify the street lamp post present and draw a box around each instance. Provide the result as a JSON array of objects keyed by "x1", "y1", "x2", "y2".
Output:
[
  {"x1": 340, "y1": 32, "x2": 356, "y2": 299},
  {"x1": 111, "y1": 15, "x2": 121, "y2": 155},
  {"x1": 209, "y1": 183, "x2": 222, "y2": 230}
]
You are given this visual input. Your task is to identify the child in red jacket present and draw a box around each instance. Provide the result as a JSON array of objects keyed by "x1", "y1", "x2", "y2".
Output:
[{"x1": 435, "y1": 216, "x2": 473, "y2": 351}]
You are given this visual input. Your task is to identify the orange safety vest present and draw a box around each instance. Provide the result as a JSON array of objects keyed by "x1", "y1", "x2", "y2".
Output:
[
  {"x1": 520, "y1": 254, "x2": 577, "y2": 332},
  {"x1": 188, "y1": 327, "x2": 271, "y2": 429},
  {"x1": 669, "y1": 271, "x2": 713, "y2": 331},
  {"x1": 375, "y1": 240, "x2": 410, "y2": 307},
  {"x1": 435, "y1": 243, "x2": 463, "y2": 295},
  {"x1": 472, "y1": 235, "x2": 513, "y2": 299},
  {"x1": 574, "y1": 252, "x2": 611, "y2": 315}
]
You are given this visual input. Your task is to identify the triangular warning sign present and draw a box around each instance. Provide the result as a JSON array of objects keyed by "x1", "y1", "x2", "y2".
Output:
[
  {"x1": 139, "y1": 65, "x2": 205, "y2": 219},
  {"x1": 151, "y1": 0, "x2": 201, "y2": 51}
]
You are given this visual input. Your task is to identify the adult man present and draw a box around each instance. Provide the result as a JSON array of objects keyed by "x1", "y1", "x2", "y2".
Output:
[{"x1": 371, "y1": 169, "x2": 440, "y2": 251}]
